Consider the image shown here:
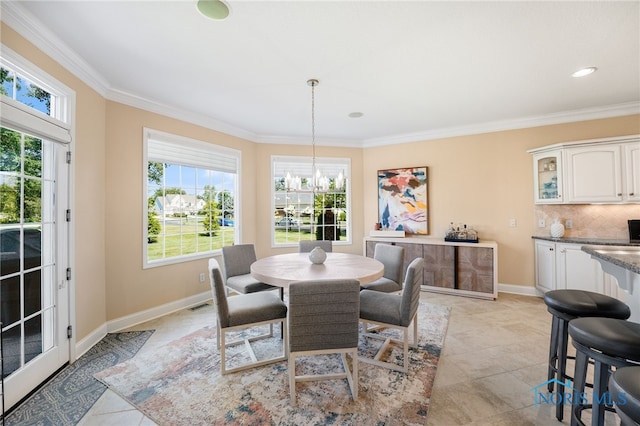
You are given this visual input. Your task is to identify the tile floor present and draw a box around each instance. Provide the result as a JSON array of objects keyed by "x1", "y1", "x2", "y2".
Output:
[{"x1": 77, "y1": 292, "x2": 621, "y2": 425}]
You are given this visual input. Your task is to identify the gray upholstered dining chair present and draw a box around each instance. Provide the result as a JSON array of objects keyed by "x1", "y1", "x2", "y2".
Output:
[
  {"x1": 221, "y1": 244, "x2": 282, "y2": 299},
  {"x1": 298, "y1": 240, "x2": 333, "y2": 253},
  {"x1": 209, "y1": 258, "x2": 288, "y2": 375},
  {"x1": 360, "y1": 243, "x2": 404, "y2": 293},
  {"x1": 359, "y1": 257, "x2": 424, "y2": 373},
  {"x1": 288, "y1": 279, "x2": 360, "y2": 405}
]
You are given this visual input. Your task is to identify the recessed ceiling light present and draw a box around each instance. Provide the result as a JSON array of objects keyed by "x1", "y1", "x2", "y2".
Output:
[
  {"x1": 348, "y1": 112, "x2": 363, "y2": 118},
  {"x1": 197, "y1": 0, "x2": 230, "y2": 20},
  {"x1": 572, "y1": 67, "x2": 597, "y2": 78}
]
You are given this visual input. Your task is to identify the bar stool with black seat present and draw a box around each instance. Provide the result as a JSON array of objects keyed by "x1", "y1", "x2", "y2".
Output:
[
  {"x1": 569, "y1": 318, "x2": 640, "y2": 426},
  {"x1": 609, "y1": 366, "x2": 640, "y2": 426},
  {"x1": 543, "y1": 289, "x2": 630, "y2": 421}
]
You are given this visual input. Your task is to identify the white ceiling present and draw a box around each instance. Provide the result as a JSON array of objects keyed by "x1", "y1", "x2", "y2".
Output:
[{"x1": 2, "y1": 1, "x2": 639, "y2": 147}]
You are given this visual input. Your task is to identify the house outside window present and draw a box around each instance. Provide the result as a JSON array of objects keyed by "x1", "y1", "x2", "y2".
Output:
[
  {"x1": 272, "y1": 156, "x2": 350, "y2": 247},
  {"x1": 144, "y1": 129, "x2": 240, "y2": 268}
]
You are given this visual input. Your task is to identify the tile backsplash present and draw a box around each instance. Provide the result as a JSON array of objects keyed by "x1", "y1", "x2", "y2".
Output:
[{"x1": 535, "y1": 204, "x2": 640, "y2": 239}]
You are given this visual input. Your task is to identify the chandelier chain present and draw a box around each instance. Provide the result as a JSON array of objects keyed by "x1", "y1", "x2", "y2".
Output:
[{"x1": 310, "y1": 79, "x2": 317, "y2": 188}]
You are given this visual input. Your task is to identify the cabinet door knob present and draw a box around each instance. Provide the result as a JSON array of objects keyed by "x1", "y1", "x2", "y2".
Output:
[
  {"x1": 618, "y1": 193, "x2": 622, "y2": 196},
  {"x1": 549, "y1": 248, "x2": 554, "y2": 251},
  {"x1": 630, "y1": 193, "x2": 635, "y2": 196}
]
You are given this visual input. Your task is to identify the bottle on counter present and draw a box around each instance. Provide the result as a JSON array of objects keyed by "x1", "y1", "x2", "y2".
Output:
[
  {"x1": 446, "y1": 222, "x2": 456, "y2": 239},
  {"x1": 458, "y1": 224, "x2": 468, "y2": 239},
  {"x1": 467, "y1": 226, "x2": 478, "y2": 241}
]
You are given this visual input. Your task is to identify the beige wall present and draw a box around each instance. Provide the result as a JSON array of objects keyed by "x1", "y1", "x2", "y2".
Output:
[
  {"x1": 102, "y1": 106, "x2": 367, "y2": 320},
  {"x1": 363, "y1": 115, "x2": 640, "y2": 287},
  {"x1": 4, "y1": 22, "x2": 640, "y2": 342},
  {"x1": 104, "y1": 103, "x2": 261, "y2": 320}
]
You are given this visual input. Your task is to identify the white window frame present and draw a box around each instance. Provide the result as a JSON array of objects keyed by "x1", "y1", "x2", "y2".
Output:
[
  {"x1": 143, "y1": 128, "x2": 241, "y2": 268},
  {"x1": 271, "y1": 155, "x2": 351, "y2": 248},
  {"x1": 1, "y1": 45, "x2": 72, "y2": 143}
]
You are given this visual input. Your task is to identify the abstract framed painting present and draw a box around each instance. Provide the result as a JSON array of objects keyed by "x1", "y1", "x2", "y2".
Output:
[{"x1": 377, "y1": 166, "x2": 428, "y2": 235}]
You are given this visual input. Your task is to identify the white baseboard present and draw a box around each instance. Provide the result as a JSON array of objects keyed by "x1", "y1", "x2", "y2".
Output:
[
  {"x1": 74, "y1": 291, "x2": 211, "y2": 358},
  {"x1": 498, "y1": 283, "x2": 543, "y2": 297},
  {"x1": 75, "y1": 323, "x2": 108, "y2": 359},
  {"x1": 74, "y1": 285, "x2": 538, "y2": 359},
  {"x1": 107, "y1": 291, "x2": 211, "y2": 333}
]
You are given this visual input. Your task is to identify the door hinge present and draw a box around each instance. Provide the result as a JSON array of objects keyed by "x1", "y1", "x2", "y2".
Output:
[
  {"x1": 67, "y1": 325, "x2": 72, "y2": 339},
  {"x1": 66, "y1": 267, "x2": 71, "y2": 281},
  {"x1": 66, "y1": 209, "x2": 71, "y2": 222},
  {"x1": 66, "y1": 151, "x2": 72, "y2": 164}
]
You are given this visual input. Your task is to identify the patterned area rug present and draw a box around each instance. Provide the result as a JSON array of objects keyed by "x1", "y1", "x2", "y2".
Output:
[
  {"x1": 6, "y1": 330, "x2": 154, "y2": 426},
  {"x1": 95, "y1": 303, "x2": 449, "y2": 425}
]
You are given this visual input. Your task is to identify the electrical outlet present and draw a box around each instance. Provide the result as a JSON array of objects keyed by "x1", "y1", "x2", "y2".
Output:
[
  {"x1": 509, "y1": 218, "x2": 517, "y2": 228},
  {"x1": 566, "y1": 219, "x2": 573, "y2": 229},
  {"x1": 538, "y1": 219, "x2": 546, "y2": 228},
  {"x1": 199, "y1": 272, "x2": 205, "y2": 283}
]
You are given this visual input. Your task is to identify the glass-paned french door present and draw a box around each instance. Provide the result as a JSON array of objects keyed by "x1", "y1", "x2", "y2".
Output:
[{"x1": 0, "y1": 126, "x2": 70, "y2": 409}]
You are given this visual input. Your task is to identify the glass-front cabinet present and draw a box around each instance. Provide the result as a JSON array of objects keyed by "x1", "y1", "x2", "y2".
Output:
[{"x1": 533, "y1": 150, "x2": 563, "y2": 203}]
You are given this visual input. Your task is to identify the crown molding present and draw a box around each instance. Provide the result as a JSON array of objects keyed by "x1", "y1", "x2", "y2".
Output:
[
  {"x1": 362, "y1": 101, "x2": 640, "y2": 148},
  {"x1": 1, "y1": 2, "x2": 110, "y2": 97},
  {"x1": 106, "y1": 87, "x2": 258, "y2": 142},
  {"x1": 251, "y1": 133, "x2": 364, "y2": 148},
  {"x1": 3, "y1": 2, "x2": 638, "y2": 149},
  {"x1": 107, "y1": 88, "x2": 365, "y2": 147}
]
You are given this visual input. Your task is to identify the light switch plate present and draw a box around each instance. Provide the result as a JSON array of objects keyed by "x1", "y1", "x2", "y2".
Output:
[
  {"x1": 538, "y1": 219, "x2": 546, "y2": 228},
  {"x1": 566, "y1": 219, "x2": 573, "y2": 229}
]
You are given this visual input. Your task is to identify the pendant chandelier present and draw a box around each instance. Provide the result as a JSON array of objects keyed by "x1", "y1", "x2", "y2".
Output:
[{"x1": 285, "y1": 79, "x2": 345, "y2": 192}]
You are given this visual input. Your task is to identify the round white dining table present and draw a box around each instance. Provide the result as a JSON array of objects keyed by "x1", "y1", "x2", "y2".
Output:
[{"x1": 250, "y1": 252, "x2": 384, "y2": 288}]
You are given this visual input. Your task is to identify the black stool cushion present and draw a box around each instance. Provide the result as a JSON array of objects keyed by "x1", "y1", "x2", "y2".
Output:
[
  {"x1": 569, "y1": 318, "x2": 640, "y2": 361},
  {"x1": 544, "y1": 290, "x2": 630, "y2": 319},
  {"x1": 609, "y1": 366, "x2": 640, "y2": 423}
]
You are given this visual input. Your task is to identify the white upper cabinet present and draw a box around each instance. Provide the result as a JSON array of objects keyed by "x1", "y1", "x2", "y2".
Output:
[
  {"x1": 533, "y1": 150, "x2": 563, "y2": 203},
  {"x1": 624, "y1": 142, "x2": 640, "y2": 202},
  {"x1": 566, "y1": 144, "x2": 622, "y2": 203},
  {"x1": 529, "y1": 135, "x2": 639, "y2": 204}
]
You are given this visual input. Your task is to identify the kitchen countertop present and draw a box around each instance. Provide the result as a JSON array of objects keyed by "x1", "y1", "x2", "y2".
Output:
[
  {"x1": 532, "y1": 236, "x2": 640, "y2": 246},
  {"x1": 581, "y1": 245, "x2": 640, "y2": 275}
]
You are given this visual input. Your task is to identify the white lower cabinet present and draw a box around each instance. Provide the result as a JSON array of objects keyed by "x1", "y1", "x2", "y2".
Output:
[
  {"x1": 556, "y1": 243, "x2": 603, "y2": 293},
  {"x1": 534, "y1": 240, "x2": 604, "y2": 294},
  {"x1": 534, "y1": 240, "x2": 556, "y2": 293}
]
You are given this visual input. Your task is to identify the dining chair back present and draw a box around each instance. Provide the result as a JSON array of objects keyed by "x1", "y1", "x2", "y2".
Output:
[
  {"x1": 221, "y1": 244, "x2": 281, "y2": 297},
  {"x1": 298, "y1": 240, "x2": 333, "y2": 253},
  {"x1": 288, "y1": 278, "x2": 360, "y2": 404},
  {"x1": 360, "y1": 243, "x2": 404, "y2": 293},
  {"x1": 209, "y1": 258, "x2": 288, "y2": 375},
  {"x1": 358, "y1": 257, "x2": 424, "y2": 372}
]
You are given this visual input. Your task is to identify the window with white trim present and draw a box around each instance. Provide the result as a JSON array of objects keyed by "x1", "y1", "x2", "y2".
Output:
[
  {"x1": 144, "y1": 129, "x2": 240, "y2": 267},
  {"x1": 272, "y1": 156, "x2": 350, "y2": 247},
  {"x1": 0, "y1": 45, "x2": 71, "y2": 143}
]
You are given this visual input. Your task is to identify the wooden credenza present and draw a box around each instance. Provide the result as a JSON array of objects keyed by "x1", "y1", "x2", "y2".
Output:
[{"x1": 364, "y1": 236, "x2": 498, "y2": 300}]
